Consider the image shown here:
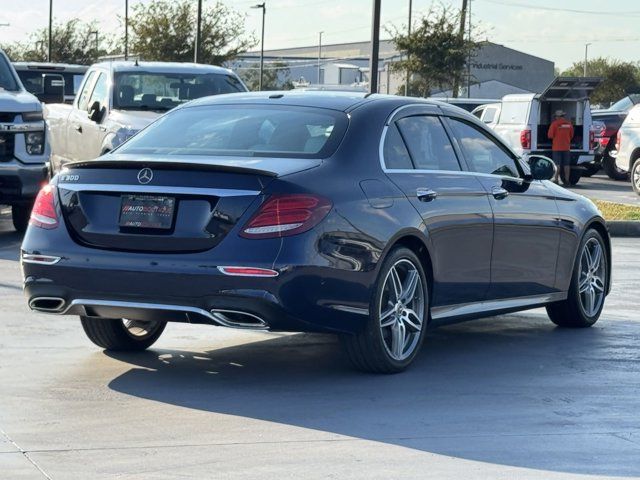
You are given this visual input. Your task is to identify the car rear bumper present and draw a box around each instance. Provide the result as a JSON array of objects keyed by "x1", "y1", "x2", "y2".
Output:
[{"x1": 21, "y1": 251, "x2": 372, "y2": 335}]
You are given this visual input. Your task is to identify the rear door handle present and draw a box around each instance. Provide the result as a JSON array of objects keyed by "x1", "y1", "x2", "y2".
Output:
[
  {"x1": 416, "y1": 188, "x2": 437, "y2": 202},
  {"x1": 491, "y1": 186, "x2": 509, "y2": 200},
  {"x1": 73, "y1": 124, "x2": 82, "y2": 133}
]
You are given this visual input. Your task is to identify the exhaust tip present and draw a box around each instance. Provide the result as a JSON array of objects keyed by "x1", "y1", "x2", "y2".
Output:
[
  {"x1": 210, "y1": 309, "x2": 268, "y2": 329},
  {"x1": 29, "y1": 297, "x2": 66, "y2": 313}
]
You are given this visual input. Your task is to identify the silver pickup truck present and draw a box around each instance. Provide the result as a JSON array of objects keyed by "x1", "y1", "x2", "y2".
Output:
[
  {"x1": 46, "y1": 61, "x2": 247, "y2": 174},
  {"x1": 0, "y1": 49, "x2": 52, "y2": 232}
]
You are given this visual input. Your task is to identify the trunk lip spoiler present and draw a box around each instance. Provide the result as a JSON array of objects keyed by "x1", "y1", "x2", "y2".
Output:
[{"x1": 64, "y1": 159, "x2": 280, "y2": 178}]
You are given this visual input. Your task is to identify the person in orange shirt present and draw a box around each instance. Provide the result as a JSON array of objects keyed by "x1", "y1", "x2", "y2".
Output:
[{"x1": 548, "y1": 109, "x2": 574, "y2": 184}]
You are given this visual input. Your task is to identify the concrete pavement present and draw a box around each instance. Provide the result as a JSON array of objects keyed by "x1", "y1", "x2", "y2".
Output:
[
  {"x1": 1, "y1": 212, "x2": 640, "y2": 479},
  {"x1": 568, "y1": 173, "x2": 638, "y2": 205}
]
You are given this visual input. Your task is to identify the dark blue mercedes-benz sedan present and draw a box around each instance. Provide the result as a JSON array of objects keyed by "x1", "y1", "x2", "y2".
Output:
[{"x1": 21, "y1": 92, "x2": 611, "y2": 373}]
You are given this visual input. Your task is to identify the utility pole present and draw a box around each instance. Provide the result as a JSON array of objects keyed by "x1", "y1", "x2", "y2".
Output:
[
  {"x1": 404, "y1": 0, "x2": 412, "y2": 96},
  {"x1": 124, "y1": 0, "x2": 128, "y2": 60},
  {"x1": 194, "y1": 0, "x2": 203, "y2": 62},
  {"x1": 251, "y1": 3, "x2": 266, "y2": 90},
  {"x1": 584, "y1": 43, "x2": 591, "y2": 77},
  {"x1": 48, "y1": 0, "x2": 53, "y2": 62},
  {"x1": 452, "y1": 0, "x2": 468, "y2": 98},
  {"x1": 318, "y1": 31, "x2": 323, "y2": 84},
  {"x1": 369, "y1": 0, "x2": 381, "y2": 94},
  {"x1": 466, "y1": 0, "x2": 472, "y2": 98},
  {"x1": 90, "y1": 30, "x2": 99, "y2": 53}
]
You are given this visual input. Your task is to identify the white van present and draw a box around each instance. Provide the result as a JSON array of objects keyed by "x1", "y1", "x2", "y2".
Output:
[{"x1": 492, "y1": 77, "x2": 601, "y2": 185}]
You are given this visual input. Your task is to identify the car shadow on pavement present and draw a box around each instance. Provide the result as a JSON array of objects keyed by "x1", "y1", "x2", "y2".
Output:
[
  {"x1": 106, "y1": 314, "x2": 640, "y2": 477},
  {"x1": 0, "y1": 229, "x2": 22, "y2": 261}
]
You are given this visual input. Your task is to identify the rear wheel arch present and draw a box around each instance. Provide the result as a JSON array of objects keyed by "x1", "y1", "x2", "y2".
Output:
[
  {"x1": 629, "y1": 148, "x2": 640, "y2": 170},
  {"x1": 382, "y1": 233, "x2": 433, "y2": 299}
]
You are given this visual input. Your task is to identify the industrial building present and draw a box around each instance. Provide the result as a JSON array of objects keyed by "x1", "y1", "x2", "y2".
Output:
[{"x1": 231, "y1": 39, "x2": 555, "y2": 98}]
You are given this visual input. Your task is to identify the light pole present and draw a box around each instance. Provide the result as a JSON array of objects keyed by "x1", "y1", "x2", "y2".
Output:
[
  {"x1": 124, "y1": 0, "x2": 128, "y2": 60},
  {"x1": 90, "y1": 30, "x2": 99, "y2": 53},
  {"x1": 252, "y1": 3, "x2": 266, "y2": 91},
  {"x1": 48, "y1": 0, "x2": 53, "y2": 62},
  {"x1": 369, "y1": 0, "x2": 381, "y2": 94},
  {"x1": 318, "y1": 31, "x2": 323, "y2": 85},
  {"x1": 194, "y1": 0, "x2": 203, "y2": 62},
  {"x1": 405, "y1": 0, "x2": 412, "y2": 96},
  {"x1": 584, "y1": 43, "x2": 591, "y2": 77}
]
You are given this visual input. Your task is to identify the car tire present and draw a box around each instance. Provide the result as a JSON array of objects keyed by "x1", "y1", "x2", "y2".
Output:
[
  {"x1": 602, "y1": 154, "x2": 629, "y2": 181},
  {"x1": 561, "y1": 168, "x2": 581, "y2": 186},
  {"x1": 342, "y1": 247, "x2": 428, "y2": 373},
  {"x1": 581, "y1": 163, "x2": 600, "y2": 177},
  {"x1": 631, "y1": 158, "x2": 640, "y2": 196},
  {"x1": 80, "y1": 316, "x2": 166, "y2": 351},
  {"x1": 546, "y1": 229, "x2": 607, "y2": 328},
  {"x1": 12, "y1": 205, "x2": 31, "y2": 233}
]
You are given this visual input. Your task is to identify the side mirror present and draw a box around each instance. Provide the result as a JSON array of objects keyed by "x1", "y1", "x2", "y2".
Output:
[
  {"x1": 88, "y1": 100, "x2": 103, "y2": 123},
  {"x1": 527, "y1": 155, "x2": 556, "y2": 181},
  {"x1": 35, "y1": 74, "x2": 65, "y2": 104}
]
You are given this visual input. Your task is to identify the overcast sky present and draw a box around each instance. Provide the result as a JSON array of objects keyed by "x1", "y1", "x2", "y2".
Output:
[{"x1": 0, "y1": 0, "x2": 639, "y2": 69}]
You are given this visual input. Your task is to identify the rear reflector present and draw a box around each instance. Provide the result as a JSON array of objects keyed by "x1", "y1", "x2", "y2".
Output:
[
  {"x1": 240, "y1": 194, "x2": 332, "y2": 239},
  {"x1": 218, "y1": 266, "x2": 279, "y2": 277},
  {"x1": 29, "y1": 184, "x2": 58, "y2": 229},
  {"x1": 21, "y1": 253, "x2": 61, "y2": 265}
]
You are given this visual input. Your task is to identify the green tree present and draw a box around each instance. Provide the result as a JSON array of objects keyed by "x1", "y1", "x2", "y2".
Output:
[
  {"x1": 237, "y1": 61, "x2": 293, "y2": 91},
  {"x1": 561, "y1": 57, "x2": 640, "y2": 106},
  {"x1": 128, "y1": 0, "x2": 254, "y2": 64},
  {"x1": 389, "y1": 5, "x2": 478, "y2": 97},
  {"x1": 3, "y1": 19, "x2": 113, "y2": 64}
]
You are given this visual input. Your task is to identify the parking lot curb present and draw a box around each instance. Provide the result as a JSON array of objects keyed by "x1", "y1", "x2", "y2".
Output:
[{"x1": 608, "y1": 221, "x2": 640, "y2": 237}]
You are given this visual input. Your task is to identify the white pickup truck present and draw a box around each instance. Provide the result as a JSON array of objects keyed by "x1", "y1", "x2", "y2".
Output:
[
  {"x1": 0, "y1": 49, "x2": 55, "y2": 232},
  {"x1": 46, "y1": 61, "x2": 247, "y2": 174}
]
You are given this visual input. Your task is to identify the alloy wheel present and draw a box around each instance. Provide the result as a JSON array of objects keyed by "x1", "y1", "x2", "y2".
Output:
[
  {"x1": 379, "y1": 259, "x2": 425, "y2": 361},
  {"x1": 578, "y1": 237, "x2": 606, "y2": 317},
  {"x1": 634, "y1": 162, "x2": 640, "y2": 190}
]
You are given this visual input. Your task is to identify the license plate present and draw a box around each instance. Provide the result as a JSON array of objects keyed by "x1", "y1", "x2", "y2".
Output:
[{"x1": 119, "y1": 195, "x2": 175, "y2": 229}]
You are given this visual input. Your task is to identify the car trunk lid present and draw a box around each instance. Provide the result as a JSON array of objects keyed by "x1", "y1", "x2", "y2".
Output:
[{"x1": 56, "y1": 155, "x2": 321, "y2": 253}]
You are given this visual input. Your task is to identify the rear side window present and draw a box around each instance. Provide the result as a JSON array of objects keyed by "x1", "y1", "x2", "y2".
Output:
[
  {"x1": 383, "y1": 124, "x2": 412, "y2": 169},
  {"x1": 448, "y1": 118, "x2": 519, "y2": 177},
  {"x1": 117, "y1": 105, "x2": 348, "y2": 159},
  {"x1": 498, "y1": 101, "x2": 529, "y2": 124},
  {"x1": 396, "y1": 116, "x2": 460, "y2": 171}
]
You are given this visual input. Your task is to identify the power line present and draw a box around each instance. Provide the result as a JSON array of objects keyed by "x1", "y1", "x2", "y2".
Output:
[{"x1": 479, "y1": 0, "x2": 640, "y2": 16}]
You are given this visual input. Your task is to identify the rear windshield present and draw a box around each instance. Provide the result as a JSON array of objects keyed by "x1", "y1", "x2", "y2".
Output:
[
  {"x1": 113, "y1": 72, "x2": 246, "y2": 112},
  {"x1": 116, "y1": 105, "x2": 348, "y2": 158},
  {"x1": 17, "y1": 71, "x2": 84, "y2": 96},
  {"x1": 498, "y1": 101, "x2": 529, "y2": 124}
]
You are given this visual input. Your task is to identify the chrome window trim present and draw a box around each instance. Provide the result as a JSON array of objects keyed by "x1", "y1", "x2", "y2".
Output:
[
  {"x1": 378, "y1": 120, "x2": 524, "y2": 185},
  {"x1": 56, "y1": 183, "x2": 260, "y2": 197}
]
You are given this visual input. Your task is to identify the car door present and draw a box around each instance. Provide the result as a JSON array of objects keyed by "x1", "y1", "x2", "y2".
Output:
[
  {"x1": 444, "y1": 115, "x2": 561, "y2": 299},
  {"x1": 382, "y1": 106, "x2": 494, "y2": 307},
  {"x1": 71, "y1": 70, "x2": 110, "y2": 161}
]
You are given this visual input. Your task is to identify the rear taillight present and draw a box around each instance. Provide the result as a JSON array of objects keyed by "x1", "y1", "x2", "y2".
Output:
[
  {"x1": 240, "y1": 194, "x2": 332, "y2": 239},
  {"x1": 616, "y1": 131, "x2": 621, "y2": 151},
  {"x1": 29, "y1": 184, "x2": 58, "y2": 229},
  {"x1": 589, "y1": 129, "x2": 595, "y2": 148},
  {"x1": 520, "y1": 128, "x2": 531, "y2": 150}
]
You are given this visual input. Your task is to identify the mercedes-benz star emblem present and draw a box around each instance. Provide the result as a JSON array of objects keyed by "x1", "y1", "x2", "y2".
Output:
[{"x1": 137, "y1": 168, "x2": 153, "y2": 184}]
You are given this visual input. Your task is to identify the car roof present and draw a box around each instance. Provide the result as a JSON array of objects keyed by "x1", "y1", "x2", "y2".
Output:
[
  {"x1": 184, "y1": 91, "x2": 453, "y2": 112},
  {"x1": 91, "y1": 61, "x2": 234, "y2": 75}
]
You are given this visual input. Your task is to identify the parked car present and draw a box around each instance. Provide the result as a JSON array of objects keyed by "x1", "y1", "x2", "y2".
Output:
[
  {"x1": 22, "y1": 92, "x2": 611, "y2": 373},
  {"x1": 0, "y1": 50, "x2": 53, "y2": 232},
  {"x1": 13, "y1": 62, "x2": 88, "y2": 104},
  {"x1": 471, "y1": 102, "x2": 501, "y2": 128},
  {"x1": 45, "y1": 61, "x2": 247, "y2": 174},
  {"x1": 612, "y1": 104, "x2": 640, "y2": 194},
  {"x1": 590, "y1": 95, "x2": 640, "y2": 180},
  {"x1": 493, "y1": 77, "x2": 602, "y2": 185}
]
